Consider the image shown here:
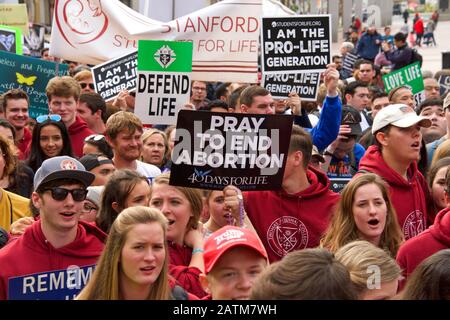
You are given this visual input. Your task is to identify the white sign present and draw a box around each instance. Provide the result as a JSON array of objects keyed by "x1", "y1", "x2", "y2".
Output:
[{"x1": 50, "y1": 0, "x2": 296, "y2": 82}]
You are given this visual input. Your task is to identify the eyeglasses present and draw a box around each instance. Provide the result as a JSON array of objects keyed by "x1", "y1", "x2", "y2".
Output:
[
  {"x1": 80, "y1": 83, "x2": 95, "y2": 90},
  {"x1": 82, "y1": 202, "x2": 98, "y2": 213},
  {"x1": 36, "y1": 114, "x2": 62, "y2": 123},
  {"x1": 84, "y1": 134, "x2": 105, "y2": 142},
  {"x1": 43, "y1": 187, "x2": 88, "y2": 202}
]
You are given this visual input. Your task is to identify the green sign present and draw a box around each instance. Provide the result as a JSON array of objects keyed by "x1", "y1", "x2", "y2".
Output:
[
  {"x1": 0, "y1": 24, "x2": 22, "y2": 55},
  {"x1": 0, "y1": 50, "x2": 69, "y2": 118},
  {"x1": 135, "y1": 40, "x2": 193, "y2": 125},
  {"x1": 137, "y1": 40, "x2": 193, "y2": 72},
  {"x1": 382, "y1": 62, "x2": 424, "y2": 95}
]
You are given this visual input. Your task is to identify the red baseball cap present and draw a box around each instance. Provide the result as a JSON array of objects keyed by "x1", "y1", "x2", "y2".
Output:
[{"x1": 204, "y1": 226, "x2": 268, "y2": 274}]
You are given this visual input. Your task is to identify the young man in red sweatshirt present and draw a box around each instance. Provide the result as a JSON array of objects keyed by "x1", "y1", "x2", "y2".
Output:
[
  {"x1": 396, "y1": 166, "x2": 450, "y2": 282},
  {"x1": 2, "y1": 89, "x2": 31, "y2": 160},
  {"x1": 200, "y1": 226, "x2": 268, "y2": 300},
  {"x1": 0, "y1": 156, "x2": 106, "y2": 300},
  {"x1": 46, "y1": 76, "x2": 95, "y2": 157},
  {"x1": 358, "y1": 104, "x2": 432, "y2": 241},
  {"x1": 244, "y1": 125, "x2": 340, "y2": 262}
]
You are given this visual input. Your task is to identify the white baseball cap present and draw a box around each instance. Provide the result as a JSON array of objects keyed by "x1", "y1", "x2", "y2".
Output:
[{"x1": 372, "y1": 104, "x2": 431, "y2": 134}]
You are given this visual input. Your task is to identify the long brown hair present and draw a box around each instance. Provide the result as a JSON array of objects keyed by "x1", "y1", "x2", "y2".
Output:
[
  {"x1": 77, "y1": 206, "x2": 171, "y2": 300},
  {"x1": 320, "y1": 173, "x2": 404, "y2": 257},
  {"x1": 96, "y1": 169, "x2": 149, "y2": 233}
]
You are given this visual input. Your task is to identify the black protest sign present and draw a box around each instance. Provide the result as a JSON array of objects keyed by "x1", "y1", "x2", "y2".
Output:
[
  {"x1": 262, "y1": 72, "x2": 321, "y2": 100},
  {"x1": 438, "y1": 74, "x2": 450, "y2": 97},
  {"x1": 261, "y1": 15, "x2": 331, "y2": 73},
  {"x1": 92, "y1": 51, "x2": 137, "y2": 101},
  {"x1": 170, "y1": 110, "x2": 293, "y2": 191}
]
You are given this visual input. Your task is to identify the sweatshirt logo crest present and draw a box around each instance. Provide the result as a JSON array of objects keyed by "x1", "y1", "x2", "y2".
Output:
[
  {"x1": 403, "y1": 210, "x2": 425, "y2": 240},
  {"x1": 267, "y1": 216, "x2": 308, "y2": 257}
]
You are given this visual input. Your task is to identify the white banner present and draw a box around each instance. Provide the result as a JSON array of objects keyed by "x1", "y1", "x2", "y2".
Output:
[{"x1": 49, "y1": 0, "x2": 293, "y2": 83}]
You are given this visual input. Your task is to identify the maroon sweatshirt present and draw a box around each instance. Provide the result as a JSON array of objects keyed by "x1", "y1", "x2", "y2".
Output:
[
  {"x1": 68, "y1": 116, "x2": 95, "y2": 158},
  {"x1": 244, "y1": 166, "x2": 340, "y2": 263},
  {"x1": 168, "y1": 241, "x2": 207, "y2": 299},
  {"x1": 0, "y1": 220, "x2": 106, "y2": 300},
  {"x1": 397, "y1": 207, "x2": 450, "y2": 283}
]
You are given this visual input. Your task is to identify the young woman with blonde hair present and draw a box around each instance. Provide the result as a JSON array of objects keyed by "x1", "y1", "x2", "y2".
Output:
[
  {"x1": 149, "y1": 173, "x2": 205, "y2": 298},
  {"x1": 335, "y1": 240, "x2": 402, "y2": 300},
  {"x1": 77, "y1": 206, "x2": 187, "y2": 300},
  {"x1": 321, "y1": 173, "x2": 403, "y2": 257}
]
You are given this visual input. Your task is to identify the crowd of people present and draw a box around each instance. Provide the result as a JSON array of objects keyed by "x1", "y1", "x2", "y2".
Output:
[{"x1": 0, "y1": 8, "x2": 450, "y2": 301}]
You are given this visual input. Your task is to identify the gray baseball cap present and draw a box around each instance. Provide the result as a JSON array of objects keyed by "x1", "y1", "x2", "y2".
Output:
[{"x1": 34, "y1": 156, "x2": 95, "y2": 191}]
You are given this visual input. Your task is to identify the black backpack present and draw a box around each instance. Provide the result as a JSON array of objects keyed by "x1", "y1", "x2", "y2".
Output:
[{"x1": 410, "y1": 48, "x2": 423, "y2": 67}]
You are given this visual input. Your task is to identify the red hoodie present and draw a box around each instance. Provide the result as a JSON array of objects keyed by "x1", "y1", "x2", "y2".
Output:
[
  {"x1": 244, "y1": 166, "x2": 340, "y2": 263},
  {"x1": 414, "y1": 18, "x2": 424, "y2": 34},
  {"x1": 17, "y1": 127, "x2": 32, "y2": 160},
  {"x1": 396, "y1": 207, "x2": 450, "y2": 283},
  {"x1": 69, "y1": 116, "x2": 95, "y2": 158},
  {"x1": 358, "y1": 146, "x2": 430, "y2": 241},
  {"x1": 168, "y1": 241, "x2": 207, "y2": 299},
  {"x1": 0, "y1": 220, "x2": 106, "y2": 300}
]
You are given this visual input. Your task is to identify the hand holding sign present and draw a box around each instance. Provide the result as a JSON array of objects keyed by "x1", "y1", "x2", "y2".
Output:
[
  {"x1": 285, "y1": 92, "x2": 302, "y2": 115},
  {"x1": 112, "y1": 90, "x2": 129, "y2": 111},
  {"x1": 324, "y1": 64, "x2": 339, "y2": 96}
]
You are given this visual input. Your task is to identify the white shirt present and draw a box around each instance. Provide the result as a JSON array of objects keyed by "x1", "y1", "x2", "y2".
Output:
[
  {"x1": 359, "y1": 111, "x2": 370, "y2": 132},
  {"x1": 135, "y1": 160, "x2": 161, "y2": 183}
]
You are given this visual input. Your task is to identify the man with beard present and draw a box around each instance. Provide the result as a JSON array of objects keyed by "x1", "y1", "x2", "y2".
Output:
[
  {"x1": 105, "y1": 111, "x2": 160, "y2": 181},
  {"x1": 190, "y1": 80, "x2": 209, "y2": 110}
]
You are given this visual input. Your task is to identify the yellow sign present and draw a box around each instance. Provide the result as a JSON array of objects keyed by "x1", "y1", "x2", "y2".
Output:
[{"x1": 0, "y1": 4, "x2": 29, "y2": 37}]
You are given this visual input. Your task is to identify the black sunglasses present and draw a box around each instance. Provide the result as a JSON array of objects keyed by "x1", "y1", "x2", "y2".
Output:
[
  {"x1": 80, "y1": 83, "x2": 95, "y2": 90},
  {"x1": 43, "y1": 187, "x2": 87, "y2": 202}
]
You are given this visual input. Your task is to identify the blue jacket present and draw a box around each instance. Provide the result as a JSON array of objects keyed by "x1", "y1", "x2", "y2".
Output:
[
  {"x1": 309, "y1": 95, "x2": 342, "y2": 151},
  {"x1": 356, "y1": 32, "x2": 382, "y2": 60}
]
